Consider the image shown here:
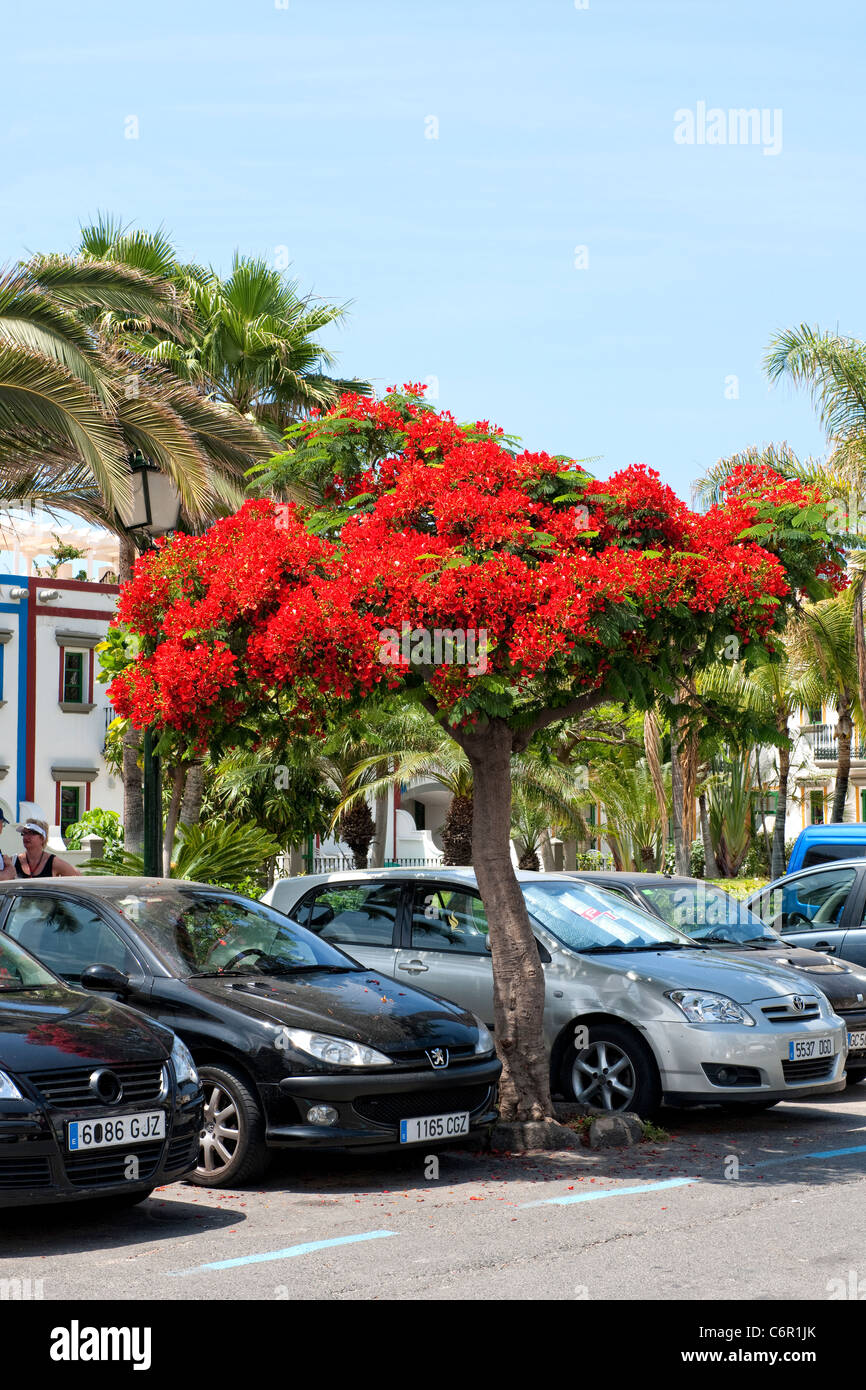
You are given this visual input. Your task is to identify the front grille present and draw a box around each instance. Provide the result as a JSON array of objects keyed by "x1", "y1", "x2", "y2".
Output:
[
  {"x1": 782, "y1": 1057, "x2": 834, "y2": 1083},
  {"x1": 26, "y1": 1063, "x2": 166, "y2": 1109},
  {"x1": 833, "y1": 1005, "x2": 866, "y2": 1021},
  {"x1": 761, "y1": 998, "x2": 821, "y2": 1024},
  {"x1": 353, "y1": 1085, "x2": 492, "y2": 1126},
  {"x1": 164, "y1": 1133, "x2": 199, "y2": 1175},
  {"x1": 0, "y1": 1155, "x2": 52, "y2": 1189},
  {"x1": 63, "y1": 1141, "x2": 164, "y2": 1188}
]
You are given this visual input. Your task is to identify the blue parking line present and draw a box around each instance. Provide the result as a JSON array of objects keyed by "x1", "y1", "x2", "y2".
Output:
[
  {"x1": 752, "y1": 1143, "x2": 866, "y2": 1168},
  {"x1": 520, "y1": 1177, "x2": 698, "y2": 1208},
  {"x1": 169, "y1": 1229, "x2": 397, "y2": 1275}
]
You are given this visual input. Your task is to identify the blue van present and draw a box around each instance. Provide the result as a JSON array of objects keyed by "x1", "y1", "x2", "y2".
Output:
[{"x1": 788, "y1": 824, "x2": 866, "y2": 872}]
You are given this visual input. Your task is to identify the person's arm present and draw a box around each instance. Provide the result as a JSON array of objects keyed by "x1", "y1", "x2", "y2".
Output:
[
  {"x1": 52, "y1": 857, "x2": 81, "y2": 877},
  {"x1": 0, "y1": 855, "x2": 15, "y2": 881}
]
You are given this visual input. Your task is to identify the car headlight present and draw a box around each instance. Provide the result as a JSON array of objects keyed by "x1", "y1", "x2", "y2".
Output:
[
  {"x1": 170, "y1": 1036, "x2": 199, "y2": 1086},
  {"x1": 0, "y1": 1069, "x2": 24, "y2": 1100},
  {"x1": 666, "y1": 990, "x2": 756, "y2": 1026},
  {"x1": 282, "y1": 1028, "x2": 393, "y2": 1068},
  {"x1": 473, "y1": 1018, "x2": 495, "y2": 1056}
]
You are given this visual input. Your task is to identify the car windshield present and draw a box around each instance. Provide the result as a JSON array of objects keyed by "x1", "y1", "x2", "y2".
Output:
[
  {"x1": 521, "y1": 882, "x2": 693, "y2": 952},
  {"x1": 0, "y1": 933, "x2": 58, "y2": 990},
  {"x1": 99, "y1": 887, "x2": 358, "y2": 977},
  {"x1": 635, "y1": 884, "x2": 778, "y2": 944}
]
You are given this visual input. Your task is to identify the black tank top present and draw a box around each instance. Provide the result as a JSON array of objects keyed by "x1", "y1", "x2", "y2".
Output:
[{"x1": 15, "y1": 854, "x2": 55, "y2": 878}]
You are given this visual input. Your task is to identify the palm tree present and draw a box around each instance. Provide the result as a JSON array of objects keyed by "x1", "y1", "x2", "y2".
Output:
[
  {"x1": 590, "y1": 759, "x2": 671, "y2": 871},
  {"x1": 786, "y1": 588, "x2": 865, "y2": 822},
  {"x1": 336, "y1": 704, "x2": 588, "y2": 867},
  {"x1": 77, "y1": 216, "x2": 370, "y2": 440},
  {"x1": 0, "y1": 251, "x2": 270, "y2": 529},
  {"x1": 696, "y1": 653, "x2": 825, "y2": 877},
  {"x1": 765, "y1": 325, "x2": 866, "y2": 487}
]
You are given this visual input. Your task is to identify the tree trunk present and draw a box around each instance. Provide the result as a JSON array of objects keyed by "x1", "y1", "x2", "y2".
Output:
[
  {"x1": 163, "y1": 764, "x2": 186, "y2": 876},
  {"x1": 670, "y1": 703, "x2": 689, "y2": 874},
  {"x1": 462, "y1": 721, "x2": 552, "y2": 1122},
  {"x1": 369, "y1": 789, "x2": 389, "y2": 868},
  {"x1": 832, "y1": 702, "x2": 853, "y2": 822},
  {"x1": 643, "y1": 710, "x2": 668, "y2": 844},
  {"x1": 442, "y1": 794, "x2": 473, "y2": 865},
  {"x1": 122, "y1": 731, "x2": 144, "y2": 856},
  {"x1": 771, "y1": 740, "x2": 790, "y2": 880},
  {"x1": 699, "y1": 791, "x2": 719, "y2": 879},
  {"x1": 180, "y1": 762, "x2": 205, "y2": 827},
  {"x1": 538, "y1": 828, "x2": 555, "y2": 872}
]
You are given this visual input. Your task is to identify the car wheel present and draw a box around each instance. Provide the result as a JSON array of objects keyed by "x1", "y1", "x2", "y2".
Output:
[
  {"x1": 559, "y1": 1022, "x2": 661, "y2": 1117},
  {"x1": 191, "y1": 1064, "x2": 271, "y2": 1188},
  {"x1": 846, "y1": 1070, "x2": 866, "y2": 1086}
]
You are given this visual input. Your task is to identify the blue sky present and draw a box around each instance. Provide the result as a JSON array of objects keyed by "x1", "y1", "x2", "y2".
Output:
[{"x1": 4, "y1": 0, "x2": 864, "y2": 499}]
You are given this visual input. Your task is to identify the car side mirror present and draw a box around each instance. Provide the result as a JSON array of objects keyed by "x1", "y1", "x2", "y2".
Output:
[{"x1": 80, "y1": 962, "x2": 130, "y2": 993}]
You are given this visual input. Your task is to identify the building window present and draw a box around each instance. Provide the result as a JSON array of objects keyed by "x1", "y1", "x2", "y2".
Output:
[
  {"x1": 59, "y1": 785, "x2": 81, "y2": 839},
  {"x1": 62, "y1": 650, "x2": 85, "y2": 704},
  {"x1": 807, "y1": 704, "x2": 823, "y2": 725},
  {"x1": 861, "y1": 788, "x2": 866, "y2": 822},
  {"x1": 810, "y1": 790, "x2": 825, "y2": 825}
]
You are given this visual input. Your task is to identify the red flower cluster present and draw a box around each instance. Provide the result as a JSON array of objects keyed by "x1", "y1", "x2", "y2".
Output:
[{"x1": 107, "y1": 398, "x2": 845, "y2": 738}]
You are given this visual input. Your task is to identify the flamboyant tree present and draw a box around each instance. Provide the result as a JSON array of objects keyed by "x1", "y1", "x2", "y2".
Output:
[{"x1": 102, "y1": 386, "x2": 846, "y2": 1122}]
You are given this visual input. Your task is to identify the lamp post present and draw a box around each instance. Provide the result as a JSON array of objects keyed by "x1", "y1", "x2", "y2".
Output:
[{"x1": 121, "y1": 453, "x2": 183, "y2": 877}]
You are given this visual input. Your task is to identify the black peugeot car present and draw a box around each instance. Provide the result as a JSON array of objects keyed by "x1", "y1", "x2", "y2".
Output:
[
  {"x1": 0, "y1": 929, "x2": 202, "y2": 1209},
  {"x1": 0, "y1": 879, "x2": 501, "y2": 1188},
  {"x1": 573, "y1": 871, "x2": 866, "y2": 1083}
]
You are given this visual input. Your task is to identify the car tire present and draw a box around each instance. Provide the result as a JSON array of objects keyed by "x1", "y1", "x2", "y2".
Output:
[
  {"x1": 558, "y1": 1022, "x2": 661, "y2": 1118},
  {"x1": 191, "y1": 1063, "x2": 271, "y2": 1188},
  {"x1": 846, "y1": 1070, "x2": 866, "y2": 1086}
]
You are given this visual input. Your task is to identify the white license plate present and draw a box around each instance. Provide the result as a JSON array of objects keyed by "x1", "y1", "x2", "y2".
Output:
[
  {"x1": 400, "y1": 1112, "x2": 469, "y2": 1144},
  {"x1": 787, "y1": 1037, "x2": 835, "y2": 1061},
  {"x1": 67, "y1": 1111, "x2": 166, "y2": 1151},
  {"x1": 849, "y1": 1030, "x2": 866, "y2": 1050}
]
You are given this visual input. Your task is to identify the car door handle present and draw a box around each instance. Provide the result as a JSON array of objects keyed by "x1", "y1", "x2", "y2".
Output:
[
  {"x1": 813, "y1": 941, "x2": 836, "y2": 953},
  {"x1": 397, "y1": 959, "x2": 428, "y2": 973}
]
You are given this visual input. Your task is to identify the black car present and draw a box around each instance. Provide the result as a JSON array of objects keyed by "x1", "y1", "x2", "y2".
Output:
[
  {"x1": 0, "y1": 879, "x2": 501, "y2": 1188},
  {"x1": 0, "y1": 930, "x2": 202, "y2": 1209},
  {"x1": 574, "y1": 871, "x2": 866, "y2": 1083}
]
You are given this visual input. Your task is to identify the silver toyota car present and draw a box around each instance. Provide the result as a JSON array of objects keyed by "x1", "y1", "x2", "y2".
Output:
[{"x1": 263, "y1": 869, "x2": 848, "y2": 1115}]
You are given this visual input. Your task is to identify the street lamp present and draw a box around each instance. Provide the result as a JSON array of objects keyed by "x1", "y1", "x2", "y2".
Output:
[
  {"x1": 121, "y1": 452, "x2": 183, "y2": 877},
  {"x1": 122, "y1": 452, "x2": 183, "y2": 536}
]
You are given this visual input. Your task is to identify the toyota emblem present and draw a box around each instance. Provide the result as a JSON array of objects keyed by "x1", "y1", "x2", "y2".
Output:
[{"x1": 792, "y1": 996, "x2": 805, "y2": 1012}]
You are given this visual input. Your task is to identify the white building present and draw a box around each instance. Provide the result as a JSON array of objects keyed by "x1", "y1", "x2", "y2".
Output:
[{"x1": 0, "y1": 515, "x2": 122, "y2": 859}]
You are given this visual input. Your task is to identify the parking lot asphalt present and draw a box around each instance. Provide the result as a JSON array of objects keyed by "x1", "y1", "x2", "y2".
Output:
[{"x1": 4, "y1": 1089, "x2": 866, "y2": 1302}]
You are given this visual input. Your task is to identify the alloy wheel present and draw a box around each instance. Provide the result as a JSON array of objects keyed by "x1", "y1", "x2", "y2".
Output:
[
  {"x1": 198, "y1": 1080, "x2": 242, "y2": 1178},
  {"x1": 571, "y1": 1040, "x2": 637, "y2": 1112}
]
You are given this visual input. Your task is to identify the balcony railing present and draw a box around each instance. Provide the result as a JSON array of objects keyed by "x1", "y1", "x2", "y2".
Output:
[{"x1": 805, "y1": 724, "x2": 866, "y2": 760}]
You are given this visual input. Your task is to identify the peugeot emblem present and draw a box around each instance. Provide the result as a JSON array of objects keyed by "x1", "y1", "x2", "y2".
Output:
[
  {"x1": 426, "y1": 1048, "x2": 449, "y2": 1069},
  {"x1": 792, "y1": 996, "x2": 805, "y2": 1013},
  {"x1": 89, "y1": 1068, "x2": 123, "y2": 1104}
]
